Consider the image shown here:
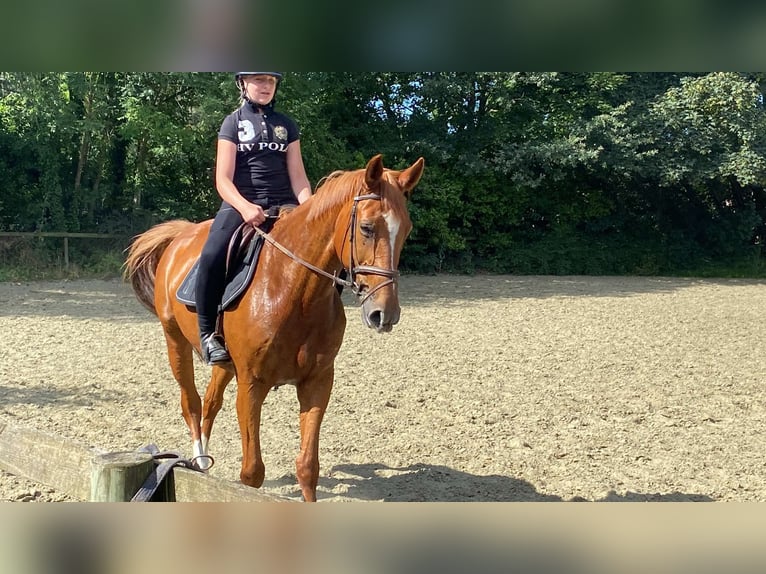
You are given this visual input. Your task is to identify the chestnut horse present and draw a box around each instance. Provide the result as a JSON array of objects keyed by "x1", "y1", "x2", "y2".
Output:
[{"x1": 123, "y1": 155, "x2": 424, "y2": 501}]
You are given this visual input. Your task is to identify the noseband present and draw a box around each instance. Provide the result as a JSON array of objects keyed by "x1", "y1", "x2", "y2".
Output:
[
  {"x1": 346, "y1": 192, "x2": 401, "y2": 304},
  {"x1": 251, "y1": 189, "x2": 401, "y2": 305}
]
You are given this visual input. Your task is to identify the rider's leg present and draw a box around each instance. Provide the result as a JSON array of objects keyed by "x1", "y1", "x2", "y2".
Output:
[{"x1": 196, "y1": 204, "x2": 243, "y2": 365}]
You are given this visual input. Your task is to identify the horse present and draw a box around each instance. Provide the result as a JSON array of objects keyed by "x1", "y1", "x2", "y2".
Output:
[{"x1": 123, "y1": 154, "x2": 424, "y2": 501}]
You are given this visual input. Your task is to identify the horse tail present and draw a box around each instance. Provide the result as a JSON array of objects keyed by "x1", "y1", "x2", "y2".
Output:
[{"x1": 123, "y1": 220, "x2": 193, "y2": 316}]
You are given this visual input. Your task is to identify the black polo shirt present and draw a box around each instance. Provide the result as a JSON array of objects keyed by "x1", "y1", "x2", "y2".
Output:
[{"x1": 218, "y1": 101, "x2": 301, "y2": 207}]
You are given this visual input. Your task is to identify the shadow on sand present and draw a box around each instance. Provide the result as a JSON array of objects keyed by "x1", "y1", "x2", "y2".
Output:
[
  {"x1": 0, "y1": 385, "x2": 125, "y2": 408},
  {"x1": 318, "y1": 462, "x2": 714, "y2": 502}
]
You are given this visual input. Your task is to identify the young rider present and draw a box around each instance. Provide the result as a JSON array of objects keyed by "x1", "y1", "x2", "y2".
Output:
[{"x1": 196, "y1": 72, "x2": 312, "y2": 365}]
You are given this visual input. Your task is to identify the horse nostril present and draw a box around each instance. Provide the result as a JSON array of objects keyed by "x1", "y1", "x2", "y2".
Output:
[{"x1": 368, "y1": 310, "x2": 382, "y2": 329}]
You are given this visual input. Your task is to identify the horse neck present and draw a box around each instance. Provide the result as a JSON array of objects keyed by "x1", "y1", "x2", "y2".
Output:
[{"x1": 269, "y1": 202, "x2": 344, "y2": 284}]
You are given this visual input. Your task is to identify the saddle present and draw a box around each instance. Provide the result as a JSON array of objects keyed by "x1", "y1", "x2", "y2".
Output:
[{"x1": 176, "y1": 221, "x2": 266, "y2": 311}]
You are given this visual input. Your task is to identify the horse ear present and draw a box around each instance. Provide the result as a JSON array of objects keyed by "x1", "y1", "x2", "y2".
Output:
[
  {"x1": 365, "y1": 154, "x2": 385, "y2": 189},
  {"x1": 398, "y1": 157, "x2": 425, "y2": 198}
]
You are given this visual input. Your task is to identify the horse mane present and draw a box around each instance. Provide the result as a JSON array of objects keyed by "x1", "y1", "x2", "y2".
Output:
[
  {"x1": 306, "y1": 170, "x2": 362, "y2": 222},
  {"x1": 306, "y1": 167, "x2": 409, "y2": 223}
]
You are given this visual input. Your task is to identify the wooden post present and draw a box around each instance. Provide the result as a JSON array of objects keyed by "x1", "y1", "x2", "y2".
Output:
[
  {"x1": 63, "y1": 236, "x2": 69, "y2": 271},
  {"x1": 90, "y1": 451, "x2": 155, "y2": 502}
]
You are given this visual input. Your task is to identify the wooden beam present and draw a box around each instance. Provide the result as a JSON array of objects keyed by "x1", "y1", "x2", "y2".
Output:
[
  {"x1": 0, "y1": 420, "x2": 290, "y2": 502},
  {"x1": 173, "y1": 467, "x2": 292, "y2": 502},
  {"x1": 0, "y1": 419, "x2": 101, "y2": 501},
  {"x1": 0, "y1": 232, "x2": 123, "y2": 238}
]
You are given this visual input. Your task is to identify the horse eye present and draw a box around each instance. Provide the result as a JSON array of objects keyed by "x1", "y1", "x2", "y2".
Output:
[{"x1": 360, "y1": 223, "x2": 375, "y2": 238}]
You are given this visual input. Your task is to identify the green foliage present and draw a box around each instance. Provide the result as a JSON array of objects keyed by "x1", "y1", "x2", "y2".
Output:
[
  {"x1": 0, "y1": 235, "x2": 127, "y2": 281},
  {"x1": 2, "y1": 72, "x2": 766, "y2": 278}
]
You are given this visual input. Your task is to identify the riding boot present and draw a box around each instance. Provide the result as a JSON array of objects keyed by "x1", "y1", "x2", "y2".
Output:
[{"x1": 200, "y1": 332, "x2": 231, "y2": 366}]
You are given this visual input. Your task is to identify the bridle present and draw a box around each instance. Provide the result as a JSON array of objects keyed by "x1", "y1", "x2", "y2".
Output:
[
  {"x1": 345, "y1": 191, "x2": 401, "y2": 304},
  {"x1": 251, "y1": 189, "x2": 400, "y2": 304}
]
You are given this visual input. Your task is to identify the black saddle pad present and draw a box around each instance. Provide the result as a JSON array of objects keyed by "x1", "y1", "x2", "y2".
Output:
[{"x1": 176, "y1": 234, "x2": 265, "y2": 310}]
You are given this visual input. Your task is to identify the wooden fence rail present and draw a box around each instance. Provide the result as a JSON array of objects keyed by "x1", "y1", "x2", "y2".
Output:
[
  {"x1": 0, "y1": 419, "x2": 288, "y2": 502},
  {"x1": 0, "y1": 232, "x2": 128, "y2": 271}
]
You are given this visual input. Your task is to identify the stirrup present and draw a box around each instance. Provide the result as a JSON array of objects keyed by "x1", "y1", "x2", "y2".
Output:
[{"x1": 201, "y1": 333, "x2": 231, "y2": 366}]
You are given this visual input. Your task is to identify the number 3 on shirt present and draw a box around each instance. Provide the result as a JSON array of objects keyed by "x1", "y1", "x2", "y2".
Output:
[{"x1": 238, "y1": 120, "x2": 256, "y2": 142}]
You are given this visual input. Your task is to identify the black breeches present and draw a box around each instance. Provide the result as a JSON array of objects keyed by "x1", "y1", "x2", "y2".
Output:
[{"x1": 195, "y1": 204, "x2": 244, "y2": 334}]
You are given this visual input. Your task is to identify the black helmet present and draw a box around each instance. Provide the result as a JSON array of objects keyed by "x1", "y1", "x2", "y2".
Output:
[{"x1": 235, "y1": 72, "x2": 283, "y2": 81}]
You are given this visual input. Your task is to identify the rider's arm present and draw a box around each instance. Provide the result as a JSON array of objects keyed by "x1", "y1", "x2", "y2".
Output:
[
  {"x1": 286, "y1": 140, "x2": 312, "y2": 204},
  {"x1": 215, "y1": 139, "x2": 265, "y2": 225}
]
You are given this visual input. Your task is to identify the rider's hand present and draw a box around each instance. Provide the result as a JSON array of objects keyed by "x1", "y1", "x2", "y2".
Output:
[{"x1": 241, "y1": 203, "x2": 266, "y2": 227}]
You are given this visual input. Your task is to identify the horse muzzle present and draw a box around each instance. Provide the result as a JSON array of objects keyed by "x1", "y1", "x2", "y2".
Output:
[
  {"x1": 361, "y1": 298, "x2": 401, "y2": 333},
  {"x1": 350, "y1": 266, "x2": 402, "y2": 333}
]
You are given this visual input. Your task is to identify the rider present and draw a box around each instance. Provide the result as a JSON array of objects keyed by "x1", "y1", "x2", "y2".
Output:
[{"x1": 196, "y1": 72, "x2": 312, "y2": 365}]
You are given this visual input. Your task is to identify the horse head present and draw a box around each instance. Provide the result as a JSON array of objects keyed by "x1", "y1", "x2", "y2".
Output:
[{"x1": 334, "y1": 154, "x2": 424, "y2": 333}]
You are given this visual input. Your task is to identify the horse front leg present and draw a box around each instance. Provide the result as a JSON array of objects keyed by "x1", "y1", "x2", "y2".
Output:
[
  {"x1": 198, "y1": 365, "x2": 235, "y2": 470},
  {"x1": 235, "y1": 377, "x2": 271, "y2": 488},
  {"x1": 295, "y1": 372, "x2": 334, "y2": 502}
]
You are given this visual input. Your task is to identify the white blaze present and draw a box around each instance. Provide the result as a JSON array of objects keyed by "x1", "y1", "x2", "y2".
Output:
[{"x1": 383, "y1": 212, "x2": 401, "y2": 268}]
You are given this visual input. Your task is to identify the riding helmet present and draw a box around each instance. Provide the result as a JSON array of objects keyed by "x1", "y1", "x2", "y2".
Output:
[{"x1": 235, "y1": 72, "x2": 283, "y2": 81}]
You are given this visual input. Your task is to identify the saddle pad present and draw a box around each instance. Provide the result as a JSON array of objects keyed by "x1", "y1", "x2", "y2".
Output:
[{"x1": 176, "y1": 234, "x2": 265, "y2": 311}]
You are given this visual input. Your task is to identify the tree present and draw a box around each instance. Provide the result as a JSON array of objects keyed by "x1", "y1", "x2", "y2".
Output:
[
  {"x1": 646, "y1": 72, "x2": 766, "y2": 257},
  {"x1": 2, "y1": 72, "x2": 766, "y2": 276}
]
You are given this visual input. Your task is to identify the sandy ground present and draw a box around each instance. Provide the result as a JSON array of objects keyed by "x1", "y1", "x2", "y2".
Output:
[{"x1": 1, "y1": 275, "x2": 765, "y2": 502}]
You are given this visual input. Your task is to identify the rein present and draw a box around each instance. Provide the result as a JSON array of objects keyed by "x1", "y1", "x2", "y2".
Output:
[
  {"x1": 251, "y1": 223, "x2": 354, "y2": 289},
  {"x1": 250, "y1": 191, "x2": 399, "y2": 303}
]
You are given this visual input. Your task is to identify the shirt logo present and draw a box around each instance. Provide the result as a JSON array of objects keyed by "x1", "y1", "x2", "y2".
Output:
[
  {"x1": 274, "y1": 125, "x2": 288, "y2": 141},
  {"x1": 237, "y1": 142, "x2": 289, "y2": 152}
]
